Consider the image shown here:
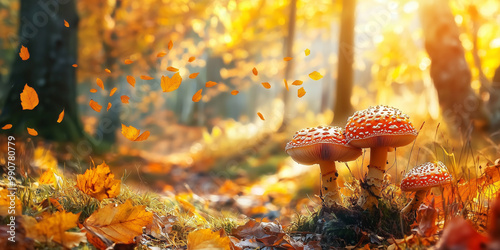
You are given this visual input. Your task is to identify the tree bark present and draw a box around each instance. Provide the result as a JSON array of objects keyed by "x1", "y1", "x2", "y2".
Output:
[
  {"x1": 0, "y1": 0, "x2": 84, "y2": 141},
  {"x1": 332, "y1": 0, "x2": 356, "y2": 125}
]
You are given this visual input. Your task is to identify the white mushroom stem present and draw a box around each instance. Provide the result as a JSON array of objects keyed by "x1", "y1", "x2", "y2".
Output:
[
  {"x1": 401, "y1": 189, "x2": 428, "y2": 215},
  {"x1": 318, "y1": 161, "x2": 341, "y2": 207},
  {"x1": 358, "y1": 146, "x2": 389, "y2": 209}
]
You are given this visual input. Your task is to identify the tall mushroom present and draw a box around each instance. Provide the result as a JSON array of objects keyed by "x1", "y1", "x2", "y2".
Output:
[
  {"x1": 345, "y1": 105, "x2": 417, "y2": 209},
  {"x1": 400, "y1": 161, "x2": 452, "y2": 215},
  {"x1": 286, "y1": 126, "x2": 362, "y2": 207}
]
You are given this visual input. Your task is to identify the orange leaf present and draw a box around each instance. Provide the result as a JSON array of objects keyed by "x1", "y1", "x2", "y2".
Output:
[
  {"x1": 83, "y1": 200, "x2": 153, "y2": 244},
  {"x1": 140, "y1": 75, "x2": 154, "y2": 80},
  {"x1": 76, "y1": 162, "x2": 121, "y2": 200},
  {"x1": 305, "y1": 48, "x2": 310, "y2": 56},
  {"x1": 252, "y1": 67, "x2": 258, "y2": 76},
  {"x1": 90, "y1": 88, "x2": 97, "y2": 93},
  {"x1": 188, "y1": 56, "x2": 196, "y2": 62},
  {"x1": 72, "y1": 64, "x2": 78, "y2": 67},
  {"x1": 20, "y1": 84, "x2": 39, "y2": 110},
  {"x1": 27, "y1": 127, "x2": 38, "y2": 136},
  {"x1": 57, "y1": 109, "x2": 64, "y2": 123},
  {"x1": 121, "y1": 124, "x2": 150, "y2": 141},
  {"x1": 126, "y1": 75, "x2": 135, "y2": 87},
  {"x1": 161, "y1": 72, "x2": 182, "y2": 92},
  {"x1": 107, "y1": 103, "x2": 112, "y2": 111},
  {"x1": 96, "y1": 78, "x2": 104, "y2": 90},
  {"x1": 283, "y1": 57, "x2": 293, "y2": 61},
  {"x1": 105, "y1": 68, "x2": 111, "y2": 74},
  {"x1": 19, "y1": 45, "x2": 29, "y2": 60},
  {"x1": 124, "y1": 59, "x2": 133, "y2": 64},
  {"x1": 135, "y1": 131, "x2": 150, "y2": 141},
  {"x1": 168, "y1": 40, "x2": 173, "y2": 50},
  {"x1": 39, "y1": 168, "x2": 58, "y2": 185},
  {"x1": 189, "y1": 72, "x2": 199, "y2": 79},
  {"x1": 231, "y1": 90, "x2": 239, "y2": 95},
  {"x1": 25, "y1": 211, "x2": 86, "y2": 248},
  {"x1": 261, "y1": 82, "x2": 271, "y2": 89},
  {"x1": 2, "y1": 124, "x2": 12, "y2": 130},
  {"x1": 64, "y1": 20, "x2": 69, "y2": 27},
  {"x1": 192, "y1": 89, "x2": 203, "y2": 102},
  {"x1": 121, "y1": 95, "x2": 130, "y2": 104},
  {"x1": 109, "y1": 87, "x2": 117, "y2": 97},
  {"x1": 205, "y1": 81, "x2": 217, "y2": 87},
  {"x1": 157, "y1": 52, "x2": 167, "y2": 58},
  {"x1": 89, "y1": 99, "x2": 102, "y2": 112},
  {"x1": 298, "y1": 87, "x2": 306, "y2": 98},
  {"x1": 257, "y1": 112, "x2": 265, "y2": 120},
  {"x1": 284, "y1": 79, "x2": 289, "y2": 91},
  {"x1": 167, "y1": 66, "x2": 178, "y2": 72},
  {"x1": 291, "y1": 80, "x2": 303, "y2": 86},
  {"x1": 187, "y1": 229, "x2": 230, "y2": 250},
  {"x1": 0, "y1": 189, "x2": 21, "y2": 216},
  {"x1": 309, "y1": 71, "x2": 323, "y2": 80}
]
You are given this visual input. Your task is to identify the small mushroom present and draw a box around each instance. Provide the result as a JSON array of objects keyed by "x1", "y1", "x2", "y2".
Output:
[
  {"x1": 285, "y1": 126, "x2": 361, "y2": 207},
  {"x1": 345, "y1": 105, "x2": 417, "y2": 209},
  {"x1": 400, "y1": 161, "x2": 452, "y2": 215}
]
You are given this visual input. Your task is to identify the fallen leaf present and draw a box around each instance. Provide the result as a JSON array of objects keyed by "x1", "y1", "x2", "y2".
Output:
[
  {"x1": 76, "y1": 162, "x2": 121, "y2": 200},
  {"x1": 161, "y1": 72, "x2": 182, "y2": 92},
  {"x1": 252, "y1": 67, "x2": 258, "y2": 76},
  {"x1": 231, "y1": 90, "x2": 239, "y2": 95},
  {"x1": 187, "y1": 229, "x2": 230, "y2": 250},
  {"x1": 27, "y1": 127, "x2": 38, "y2": 136},
  {"x1": 283, "y1": 57, "x2": 293, "y2": 61},
  {"x1": 96, "y1": 78, "x2": 104, "y2": 90},
  {"x1": 124, "y1": 59, "x2": 133, "y2": 64},
  {"x1": 72, "y1": 64, "x2": 78, "y2": 67},
  {"x1": 298, "y1": 87, "x2": 306, "y2": 98},
  {"x1": 188, "y1": 56, "x2": 196, "y2": 62},
  {"x1": 64, "y1": 20, "x2": 69, "y2": 27},
  {"x1": 121, "y1": 124, "x2": 150, "y2": 141},
  {"x1": 192, "y1": 89, "x2": 203, "y2": 102},
  {"x1": 291, "y1": 80, "x2": 303, "y2": 86},
  {"x1": 39, "y1": 169, "x2": 58, "y2": 186},
  {"x1": 168, "y1": 40, "x2": 173, "y2": 50},
  {"x1": 309, "y1": 71, "x2": 323, "y2": 80},
  {"x1": 257, "y1": 112, "x2": 265, "y2": 120},
  {"x1": 157, "y1": 52, "x2": 167, "y2": 58},
  {"x1": 83, "y1": 200, "x2": 153, "y2": 244},
  {"x1": 109, "y1": 87, "x2": 117, "y2": 97},
  {"x1": 25, "y1": 211, "x2": 86, "y2": 248},
  {"x1": 90, "y1": 88, "x2": 97, "y2": 93},
  {"x1": 261, "y1": 82, "x2": 271, "y2": 89},
  {"x1": 20, "y1": 84, "x2": 39, "y2": 110},
  {"x1": 189, "y1": 72, "x2": 199, "y2": 79},
  {"x1": 140, "y1": 75, "x2": 154, "y2": 80},
  {"x1": 167, "y1": 66, "x2": 179, "y2": 72},
  {"x1": 284, "y1": 79, "x2": 289, "y2": 91},
  {"x1": 107, "y1": 103, "x2": 112, "y2": 111},
  {"x1": 0, "y1": 189, "x2": 22, "y2": 216},
  {"x1": 89, "y1": 100, "x2": 102, "y2": 112},
  {"x1": 57, "y1": 109, "x2": 64, "y2": 123},
  {"x1": 2, "y1": 124, "x2": 12, "y2": 130},
  {"x1": 120, "y1": 95, "x2": 130, "y2": 104},
  {"x1": 413, "y1": 199, "x2": 438, "y2": 237},
  {"x1": 104, "y1": 68, "x2": 111, "y2": 74},
  {"x1": 205, "y1": 81, "x2": 217, "y2": 87},
  {"x1": 126, "y1": 75, "x2": 135, "y2": 87},
  {"x1": 305, "y1": 48, "x2": 310, "y2": 56},
  {"x1": 19, "y1": 45, "x2": 29, "y2": 60},
  {"x1": 435, "y1": 217, "x2": 489, "y2": 249},
  {"x1": 40, "y1": 198, "x2": 63, "y2": 212}
]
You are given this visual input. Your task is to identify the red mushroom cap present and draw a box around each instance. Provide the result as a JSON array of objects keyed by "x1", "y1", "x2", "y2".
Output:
[
  {"x1": 285, "y1": 126, "x2": 362, "y2": 165},
  {"x1": 400, "y1": 161, "x2": 452, "y2": 191},
  {"x1": 345, "y1": 105, "x2": 417, "y2": 148}
]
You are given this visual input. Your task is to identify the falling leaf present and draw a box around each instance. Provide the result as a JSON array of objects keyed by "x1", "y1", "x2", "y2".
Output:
[
  {"x1": 57, "y1": 110, "x2": 64, "y2": 123},
  {"x1": 124, "y1": 59, "x2": 133, "y2": 64},
  {"x1": 121, "y1": 124, "x2": 150, "y2": 141},
  {"x1": 90, "y1": 88, "x2": 97, "y2": 93},
  {"x1": 107, "y1": 103, "x2": 112, "y2": 111},
  {"x1": 231, "y1": 90, "x2": 239, "y2": 95},
  {"x1": 205, "y1": 81, "x2": 217, "y2": 87},
  {"x1": 168, "y1": 40, "x2": 173, "y2": 50},
  {"x1": 27, "y1": 127, "x2": 38, "y2": 136},
  {"x1": 83, "y1": 200, "x2": 153, "y2": 244},
  {"x1": 189, "y1": 73, "x2": 199, "y2": 79},
  {"x1": 188, "y1": 56, "x2": 196, "y2": 62},
  {"x1": 157, "y1": 52, "x2": 167, "y2": 58},
  {"x1": 89, "y1": 99, "x2": 102, "y2": 112},
  {"x1": 76, "y1": 162, "x2": 121, "y2": 200},
  {"x1": 140, "y1": 75, "x2": 154, "y2": 80},
  {"x1": 257, "y1": 112, "x2": 265, "y2": 120},
  {"x1": 261, "y1": 82, "x2": 271, "y2": 89},
  {"x1": 19, "y1": 45, "x2": 29, "y2": 60},
  {"x1": 20, "y1": 84, "x2": 39, "y2": 110},
  {"x1": 187, "y1": 229, "x2": 231, "y2": 250},
  {"x1": 192, "y1": 89, "x2": 203, "y2": 102},
  {"x1": 305, "y1": 48, "x2": 310, "y2": 56},
  {"x1": 64, "y1": 20, "x2": 69, "y2": 27},
  {"x1": 309, "y1": 71, "x2": 323, "y2": 80},
  {"x1": 25, "y1": 211, "x2": 86, "y2": 248},
  {"x1": 105, "y1": 68, "x2": 111, "y2": 74},
  {"x1": 161, "y1": 72, "x2": 182, "y2": 92},
  {"x1": 167, "y1": 66, "x2": 179, "y2": 72},
  {"x1": 298, "y1": 87, "x2": 306, "y2": 98},
  {"x1": 126, "y1": 75, "x2": 135, "y2": 87},
  {"x1": 292, "y1": 80, "x2": 303, "y2": 86},
  {"x1": 96, "y1": 78, "x2": 104, "y2": 90},
  {"x1": 120, "y1": 95, "x2": 130, "y2": 104},
  {"x1": 2, "y1": 124, "x2": 12, "y2": 130},
  {"x1": 283, "y1": 57, "x2": 293, "y2": 61},
  {"x1": 284, "y1": 79, "x2": 289, "y2": 91},
  {"x1": 109, "y1": 87, "x2": 117, "y2": 96},
  {"x1": 252, "y1": 67, "x2": 258, "y2": 76},
  {"x1": 72, "y1": 64, "x2": 78, "y2": 67}
]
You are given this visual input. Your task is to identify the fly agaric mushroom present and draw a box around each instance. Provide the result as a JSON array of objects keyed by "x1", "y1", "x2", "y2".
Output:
[
  {"x1": 400, "y1": 161, "x2": 452, "y2": 214},
  {"x1": 345, "y1": 105, "x2": 417, "y2": 209},
  {"x1": 286, "y1": 126, "x2": 362, "y2": 207}
]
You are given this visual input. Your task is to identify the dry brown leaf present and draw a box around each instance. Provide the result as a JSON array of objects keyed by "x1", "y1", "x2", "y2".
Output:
[
  {"x1": 76, "y1": 162, "x2": 121, "y2": 201},
  {"x1": 121, "y1": 95, "x2": 130, "y2": 104},
  {"x1": 121, "y1": 124, "x2": 150, "y2": 141},
  {"x1": 2, "y1": 124, "x2": 12, "y2": 130},
  {"x1": 126, "y1": 75, "x2": 135, "y2": 87},
  {"x1": 187, "y1": 229, "x2": 230, "y2": 250},
  {"x1": 413, "y1": 199, "x2": 438, "y2": 237},
  {"x1": 161, "y1": 73, "x2": 182, "y2": 92},
  {"x1": 19, "y1": 45, "x2": 29, "y2": 60},
  {"x1": 89, "y1": 99, "x2": 102, "y2": 112},
  {"x1": 25, "y1": 211, "x2": 86, "y2": 248},
  {"x1": 20, "y1": 84, "x2": 39, "y2": 110},
  {"x1": 27, "y1": 127, "x2": 38, "y2": 136},
  {"x1": 192, "y1": 89, "x2": 203, "y2": 102}
]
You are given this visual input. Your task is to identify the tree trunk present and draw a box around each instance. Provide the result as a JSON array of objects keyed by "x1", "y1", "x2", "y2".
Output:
[
  {"x1": 332, "y1": 0, "x2": 356, "y2": 125},
  {"x1": 0, "y1": 0, "x2": 84, "y2": 141}
]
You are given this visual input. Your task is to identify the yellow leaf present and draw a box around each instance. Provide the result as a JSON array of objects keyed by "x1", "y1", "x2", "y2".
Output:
[
  {"x1": 96, "y1": 78, "x2": 104, "y2": 90},
  {"x1": 187, "y1": 229, "x2": 230, "y2": 250},
  {"x1": 20, "y1": 84, "x2": 39, "y2": 110},
  {"x1": 205, "y1": 81, "x2": 217, "y2": 87},
  {"x1": 83, "y1": 200, "x2": 153, "y2": 244},
  {"x1": 121, "y1": 95, "x2": 130, "y2": 104},
  {"x1": 27, "y1": 127, "x2": 38, "y2": 136},
  {"x1": 0, "y1": 189, "x2": 22, "y2": 216},
  {"x1": 107, "y1": 102, "x2": 112, "y2": 111},
  {"x1": 126, "y1": 75, "x2": 135, "y2": 87},
  {"x1": 192, "y1": 89, "x2": 202, "y2": 102},
  {"x1": 309, "y1": 71, "x2": 323, "y2": 80},
  {"x1": 57, "y1": 109, "x2": 64, "y2": 123},
  {"x1": 291, "y1": 80, "x2": 303, "y2": 86},
  {"x1": 89, "y1": 99, "x2": 102, "y2": 112},
  {"x1": 109, "y1": 87, "x2": 117, "y2": 97},
  {"x1": 76, "y1": 162, "x2": 121, "y2": 200},
  {"x1": 124, "y1": 59, "x2": 133, "y2": 64},
  {"x1": 2, "y1": 124, "x2": 12, "y2": 130},
  {"x1": 189, "y1": 72, "x2": 199, "y2": 79},
  {"x1": 298, "y1": 87, "x2": 306, "y2": 98},
  {"x1": 167, "y1": 66, "x2": 179, "y2": 72},
  {"x1": 168, "y1": 40, "x2": 173, "y2": 50},
  {"x1": 64, "y1": 20, "x2": 69, "y2": 27},
  {"x1": 261, "y1": 82, "x2": 271, "y2": 89},
  {"x1": 161, "y1": 72, "x2": 182, "y2": 92},
  {"x1": 305, "y1": 48, "x2": 310, "y2": 56},
  {"x1": 121, "y1": 124, "x2": 149, "y2": 141},
  {"x1": 157, "y1": 52, "x2": 167, "y2": 58},
  {"x1": 19, "y1": 45, "x2": 29, "y2": 60},
  {"x1": 140, "y1": 75, "x2": 154, "y2": 80},
  {"x1": 231, "y1": 90, "x2": 239, "y2": 95},
  {"x1": 188, "y1": 56, "x2": 196, "y2": 62},
  {"x1": 39, "y1": 168, "x2": 58, "y2": 186},
  {"x1": 26, "y1": 211, "x2": 86, "y2": 248},
  {"x1": 252, "y1": 67, "x2": 258, "y2": 76},
  {"x1": 257, "y1": 112, "x2": 265, "y2": 120},
  {"x1": 283, "y1": 57, "x2": 293, "y2": 61}
]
